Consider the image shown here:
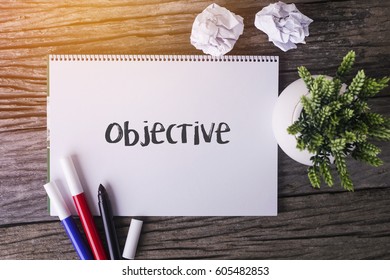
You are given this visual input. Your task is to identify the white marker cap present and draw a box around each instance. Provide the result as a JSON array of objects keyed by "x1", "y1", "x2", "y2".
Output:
[
  {"x1": 122, "y1": 219, "x2": 143, "y2": 260},
  {"x1": 44, "y1": 181, "x2": 71, "y2": 220},
  {"x1": 61, "y1": 156, "x2": 84, "y2": 196}
]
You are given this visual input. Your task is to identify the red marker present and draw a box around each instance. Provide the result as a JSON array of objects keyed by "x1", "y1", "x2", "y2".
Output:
[{"x1": 61, "y1": 156, "x2": 107, "y2": 260}]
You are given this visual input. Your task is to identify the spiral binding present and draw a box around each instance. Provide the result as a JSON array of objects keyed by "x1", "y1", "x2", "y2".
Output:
[{"x1": 49, "y1": 54, "x2": 278, "y2": 63}]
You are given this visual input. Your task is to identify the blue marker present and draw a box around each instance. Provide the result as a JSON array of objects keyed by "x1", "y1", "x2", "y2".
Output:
[{"x1": 44, "y1": 181, "x2": 93, "y2": 260}]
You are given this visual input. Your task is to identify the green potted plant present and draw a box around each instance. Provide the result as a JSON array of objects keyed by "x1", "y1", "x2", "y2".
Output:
[{"x1": 287, "y1": 51, "x2": 390, "y2": 191}]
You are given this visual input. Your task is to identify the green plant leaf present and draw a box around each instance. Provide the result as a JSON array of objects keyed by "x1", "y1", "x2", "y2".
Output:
[
  {"x1": 340, "y1": 172, "x2": 354, "y2": 191},
  {"x1": 361, "y1": 77, "x2": 389, "y2": 97},
  {"x1": 330, "y1": 138, "x2": 346, "y2": 152},
  {"x1": 287, "y1": 121, "x2": 303, "y2": 135},
  {"x1": 301, "y1": 95, "x2": 315, "y2": 118},
  {"x1": 347, "y1": 70, "x2": 365, "y2": 97},
  {"x1": 298, "y1": 66, "x2": 314, "y2": 89},
  {"x1": 319, "y1": 161, "x2": 333, "y2": 187},
  {"x1": 352, "y1": 142, "x2": 383, "y2": 167},
  {"x1": 365, "y1": 112, "x2": 384, "y2": 126},
  {"x1": 336, "y1": 50, "x2": 355, "y2": 78},
  {"x1": 308, "y1": 166, "x2": 321, "y2": 188},
  {"x1": 368, "y1": 126, "x2": 390, "y2": 141}
]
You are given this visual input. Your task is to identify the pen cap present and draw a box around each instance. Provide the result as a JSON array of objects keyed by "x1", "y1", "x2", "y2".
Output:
[
  {"x1": 61, "y1": 156, "x2": 84, "y2": 196},
  {"x1": 44, "y1": 181, "x2": 71, "y2": 220},
  {"x1": 122, "y1": 219, "x2": 143, "y2": 260}
]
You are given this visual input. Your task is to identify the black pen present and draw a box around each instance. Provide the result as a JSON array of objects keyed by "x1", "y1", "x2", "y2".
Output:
[{"x1": 98, "y1": 184, "x2": 121, "y2": 260}]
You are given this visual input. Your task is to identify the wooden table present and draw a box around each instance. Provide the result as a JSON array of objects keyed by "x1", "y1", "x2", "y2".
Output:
[{"x1": 1, "y1": 0, "x2": 389, "y2": 259}]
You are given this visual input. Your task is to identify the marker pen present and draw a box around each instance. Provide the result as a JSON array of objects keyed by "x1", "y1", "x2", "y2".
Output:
[
  {"x1": 44, "y1": 181, "x2": 93, "y2": 260},
  {"x1": 98, "y1": 184, "x2": 121, "y2": 260},
  {"x1": 122, "y1": 219, "x2": 143, "y2": 260},
  {"x1": 61, "y1": 156, "x2": 107, "y2": 260}
]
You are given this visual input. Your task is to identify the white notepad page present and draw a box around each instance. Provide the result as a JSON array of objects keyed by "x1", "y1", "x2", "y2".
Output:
[{"x1": 48, "y1": 54, "x2": 278, "y2": 216}]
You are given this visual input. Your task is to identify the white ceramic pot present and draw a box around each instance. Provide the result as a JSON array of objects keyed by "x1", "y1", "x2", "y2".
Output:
[
  {"x1": 273, "y1": 75, "x2": 344, "y2": 166},
  {"x1": 272, "y1": 75, "x2": 347, "y2": 166},
  {"x1": 272, "y1": 78, "x2": 313, "y2": 166}
]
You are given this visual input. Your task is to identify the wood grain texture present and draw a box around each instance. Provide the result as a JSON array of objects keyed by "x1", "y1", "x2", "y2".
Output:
[
  {"x1": 0, "y1": 0, "x2": 389, "y2": 259},
  {"x1": 1, "y1": 187, "x2": 390, "y2": 259}
]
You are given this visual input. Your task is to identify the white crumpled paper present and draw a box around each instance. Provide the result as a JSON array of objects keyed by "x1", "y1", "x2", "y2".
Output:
[
  {"x1": 190, "y1": 3, "x2": 244, "y2": 56},
  {"x1": 254, "y1": 1, "x2": 313, "y2": 52}
]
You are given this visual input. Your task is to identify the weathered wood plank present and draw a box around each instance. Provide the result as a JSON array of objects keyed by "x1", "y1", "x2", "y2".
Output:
[
  {"x1": 1, "y1": 187, "x2": 389, "y2": 259},
  {"x1": 0, "y1": 0, "x2": 389, "y2": 134},
  {"x1": 0, "y1": 2, "x2": 388, "y2": 81},
  {"x1": 0, "y1": 97, "x2": 389, "y2": 226},
  {"x1": 0, "y1": 129, "x2": 48, "y2": 225}
]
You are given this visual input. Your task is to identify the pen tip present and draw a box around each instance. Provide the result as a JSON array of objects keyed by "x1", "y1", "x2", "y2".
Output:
[{"x1": 98, "y1": 184, "x2": 106, "y2": 193}]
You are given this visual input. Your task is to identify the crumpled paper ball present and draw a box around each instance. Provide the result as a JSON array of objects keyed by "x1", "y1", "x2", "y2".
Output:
[
  {"x1": 254, "y1": 1, "x2": 313, "y2": 52},
  {"x1": 190, "y1": 3, "x2": 244, "y2": 56}
]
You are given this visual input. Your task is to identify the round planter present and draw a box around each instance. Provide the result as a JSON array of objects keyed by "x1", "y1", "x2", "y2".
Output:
[
  {"x1": 273, "y1": 75, "x2": 344, "y2": 166},
  {"x1": 272, "y1": 78, "x2": 313, "y2": 166}
]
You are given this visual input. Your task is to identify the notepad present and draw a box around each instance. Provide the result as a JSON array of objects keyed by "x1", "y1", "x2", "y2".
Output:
[{"x1": 48, "y1": 54, "x2": 278, "y2": 216}]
